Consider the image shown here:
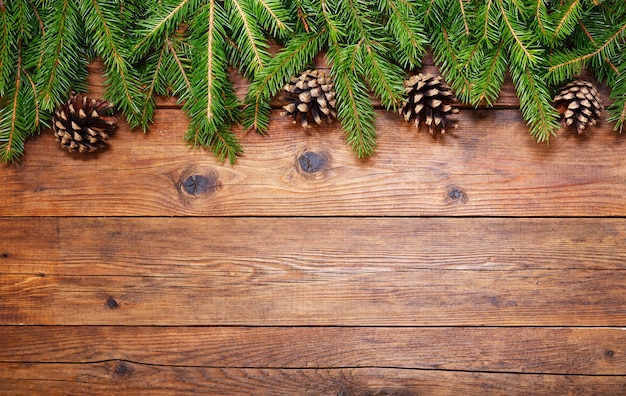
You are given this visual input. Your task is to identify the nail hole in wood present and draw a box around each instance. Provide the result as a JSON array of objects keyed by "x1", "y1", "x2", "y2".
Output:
[
  {"x1": 1, "y1": 253, "x2": 8, "y2": 258},
  {"x1": 106, "y1": 296, "x2": 119, "y2": 309},
  {"x1": 606, "y1": 349, "x2": 615, "y2": 358}
]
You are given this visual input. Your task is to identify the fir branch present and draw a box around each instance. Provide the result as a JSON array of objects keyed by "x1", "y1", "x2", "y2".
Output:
[
  {"x1": 252, "y1": 0, "x2": 293, "y2": 38},
  {"x1": 459, "y1": 0, "x2": 469, "y2": 36},
  {"x1": 0, "y1": 4, "x2": 13, "y2": 96},
  {"x1": 183, "y1": 1, "x2": 242, "y2": 163},
  {"x1": 139, "y1": 41, "x2": 167, "y2": 128},
  {"x1": 381, "y1": 0, "x2": 427, "y2": 69},
  {"x1": 242, "y1": 30, "x2": 326, "y2": 132},
  {"x1": 497, "y1": 0, "x2": 540, "y2": 68},
  {"x1": 362, "y1": 43, "x2": 405, "y2": 110},
  {"x1": 510, "y1": 63, "x2": 559, "y2": 142},
  {"x1": 81, "y1": 0, "x2": 144, "y2": 128},
  {"x1": 548, "y1": 20, "x2": 626, "y2": 84},
  {"x1": 38, "y1": 0, "x2": 86, "y2": 112},
  {"x1": 471, "y1": 42, "x2": 506, "y2": 107},
  {"x1": 226, "y1": 0, "x2": 270, "y2": 78},
  {"x1": 131, "y1": 0, "x2": 201, "y2": 60},
  {"x1": 332, "y1": 45, "x2": 377, "y2": 158},
  {"x1": 551, "y1": 0, "x2": 582, "y2": 42}
]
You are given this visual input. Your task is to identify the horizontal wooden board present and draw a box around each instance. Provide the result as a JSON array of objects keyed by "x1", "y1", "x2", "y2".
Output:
[
  {"x1": 1, "y1": 364, "x2": 624, "y2": 396},
  {"x1": 2, "y1": 218, "x2": 625, "y2": 326},
  {"x1": 2, "y1": 108, "x2": 626, "y2": 217},
  {"x1": 2, "y1": 217, "x2": 626, "y2": 275},
  {"x1": 1, "y1": 326, "x2": 624, "y2": 375}
]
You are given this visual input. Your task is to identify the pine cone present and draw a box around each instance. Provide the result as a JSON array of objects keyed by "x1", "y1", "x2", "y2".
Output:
[
  {"x1": 554, "y1": 80, "x2": 603, "y2": 133},
  {"x1": 400, "y1": 73, "x2": 459, "y2": 134},
  {"x1": 52, "y1": 92, "x2": 117, "y2": 153},
  {"x1": 281, "y1": 69, "x2": 337, "y2": 128}
]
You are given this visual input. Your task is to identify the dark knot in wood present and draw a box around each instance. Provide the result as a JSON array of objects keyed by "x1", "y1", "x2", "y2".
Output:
[
  {"x1": 295, "y1": 148, "x2": 331, "y2": 180},
  {"x1": 179, "y1": 169, "x2": 221, "y2": 198},
  {"x1": 299, "y1": 151, "x2": 325, "y2": 173},
  {"x1": 447, "y1": 186, "x2": 468, "y2": 204},
  {"x1": 1, "y1": 252, "x2": 8, "y2": 258},
  {"x1": 114, "y1": 362, "x2": 133, "y2": 376},
  {"x1": 106, "y1": 296, "x2": 120, "y2": 309}
]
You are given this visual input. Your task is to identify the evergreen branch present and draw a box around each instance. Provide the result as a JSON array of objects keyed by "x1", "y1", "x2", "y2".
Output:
[
  {"x1": 497, "y1": 0, "x2": 539, "y2": 67},
  {"x1": 362, "y1": 43, "x2": 405, "y2": 110},
  {"x1": 184, "y1": 1, "x2": 242, "y2": 163},
  {"x1": 38, "y1": 0, "x2": 86, "y2": 111},
  {"x1": 332, "y1": 46, "x2": 377, "y2": 158},
  {"x1": 166, "y1": 37, "x2": 192, "y2": 95},
  {"x1": 139, "y1": 41, "x2": 167, "y2": 129},
  {"x1": 551, "y1": 0, "x2": 582, "y2": 42},
  {"x1": 548, "y1": 20, "x2": 626, "y2": 82},
  {"x1": 252, "y1": 0, "x2": 292, "y2": 38},
  {"x1": 131, "y1": 0, "x2": 200, "y2": 59},
  {"x1": 459, "y1": 0, "x2": 469, "y2": 35},
  {"x1": 510, "y1": 63, "x2": 559, "y2": 142},
  {"x1": 3, "y1": 43, "x2": 22, "y2": 162},
  {"x1": 430, "y1": 27, "x2": 473, "y2": 103},
  {"x1": 381, "y1": 0, "x2": 427, "y2": 69},
  {"x1": 242, "y1": 30, "x2": 326, "y2": 132},
  {"x1": 23, "y1": 68, "x2": 40, "y2": 128},
  {"x1": 81, "y1": 0, "x2": 143, "y2": 128},
  {"x1": 0, "y1": 5, "x2": 13, "y2": 96},
  {"x1": 471, "y1": 42, "x2": 506, "y2": 107},
  {"x1": 227, "y1": 0, "x2": 270, "y2": 78}
]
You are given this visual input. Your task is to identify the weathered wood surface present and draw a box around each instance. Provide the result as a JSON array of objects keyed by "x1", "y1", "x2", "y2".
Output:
[
  {"x1": 2, "y1": 326, "x2": 624, "y2": 375},
  {"x1": 2, "y1": 60, "x2": 626, "y2": 394},
  {"x1": 2, "y1": 108, "x2": 626, "y2": 216},
  {"x1": 1, "y1": 217, "x2": 626, "y2": 326},
  {"x1": 2, "y1": 365, "x2": 626, "y2": 396}
]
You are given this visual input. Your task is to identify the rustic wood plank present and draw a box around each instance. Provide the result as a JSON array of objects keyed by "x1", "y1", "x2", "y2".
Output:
[
  {"x1": 1, "y1": 326, "x2": 624, "y2": 375},
  {"x1": 2, "y1": 217, "x2": 626, "y2": 276},
  {"x1": 2, "y1": 107, "x2": 626, "y2": 216},
  {"x1": 0, "y1": 218, "x2": 626, "y2": 326},
  {"x1": 1, "y1": 364, "x2": 624, "y2": 395},
  {"x1": 2, "y1": 217, "x2": 625, "y2": 326},
  {"x1": 3, "y1": 269, "x2": 625, "y2": 326}
]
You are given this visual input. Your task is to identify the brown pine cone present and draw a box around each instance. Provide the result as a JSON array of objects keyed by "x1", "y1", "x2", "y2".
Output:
[
  {"x1": 281, "y1": 69, "x2": 337, "y2": 128},
  {"x1": 554, "y1": 80, "x2": 603, "y2": 133},
  {"x1": 52, "y1": 92, "x2": 117, "y2": 153},
  {"x1": 400, "y1": 73, "x2": 459, "y2": 134}
]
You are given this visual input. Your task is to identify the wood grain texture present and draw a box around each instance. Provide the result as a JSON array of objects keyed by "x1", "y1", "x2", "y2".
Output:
[
  {"x1": 1, "y1": 217, "x2": 625, "y2": 326},
  {"x1": 2, "y1": 108, "x2": 626, "y2": 216},
  {"x1": 1, "y1": 364, "x2": 625, "y2": 396},
  {"x1": 3, "y1": 217, "x2": 626, "y2": 275},
  {"x1": 1, "y1": 326, "x2": 624, "y2": 375}
]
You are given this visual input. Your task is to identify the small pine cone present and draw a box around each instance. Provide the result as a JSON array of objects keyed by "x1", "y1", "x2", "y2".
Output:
[
  {"x1": 400, "y1": 73, "x2": 459, "y2": 134},
  {"x1": 554, "y1": 80, "x2": 603, "y2": 133},
  {"x1": 281, "y1": 69, "x2": 337, "y2": 128},
  {"x1": 52, "y1": 92, "x2": 117, "y2": 153}
]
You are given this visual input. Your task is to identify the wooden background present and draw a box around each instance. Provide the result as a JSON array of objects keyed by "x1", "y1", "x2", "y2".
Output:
[{"x1": 1, "y1": 61, "x2": 626, "y2": 395}]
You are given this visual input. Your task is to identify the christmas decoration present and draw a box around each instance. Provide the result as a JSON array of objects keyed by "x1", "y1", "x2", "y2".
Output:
[
  {"x1": 281, "y1": 69, "x2": 337, "y2": 128},
  {"x1": 53, "y1": 92, "x2": 117, "y2": 153},
  {"x1": 2, "y1": 1, "x2": 626, "y2": 163},
  {"x1": 554, "y1": 80, "x2": 603, "y2": 134},
  {"x1": 400, "y1": 73, "x2": 459, "y2": 134}
]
